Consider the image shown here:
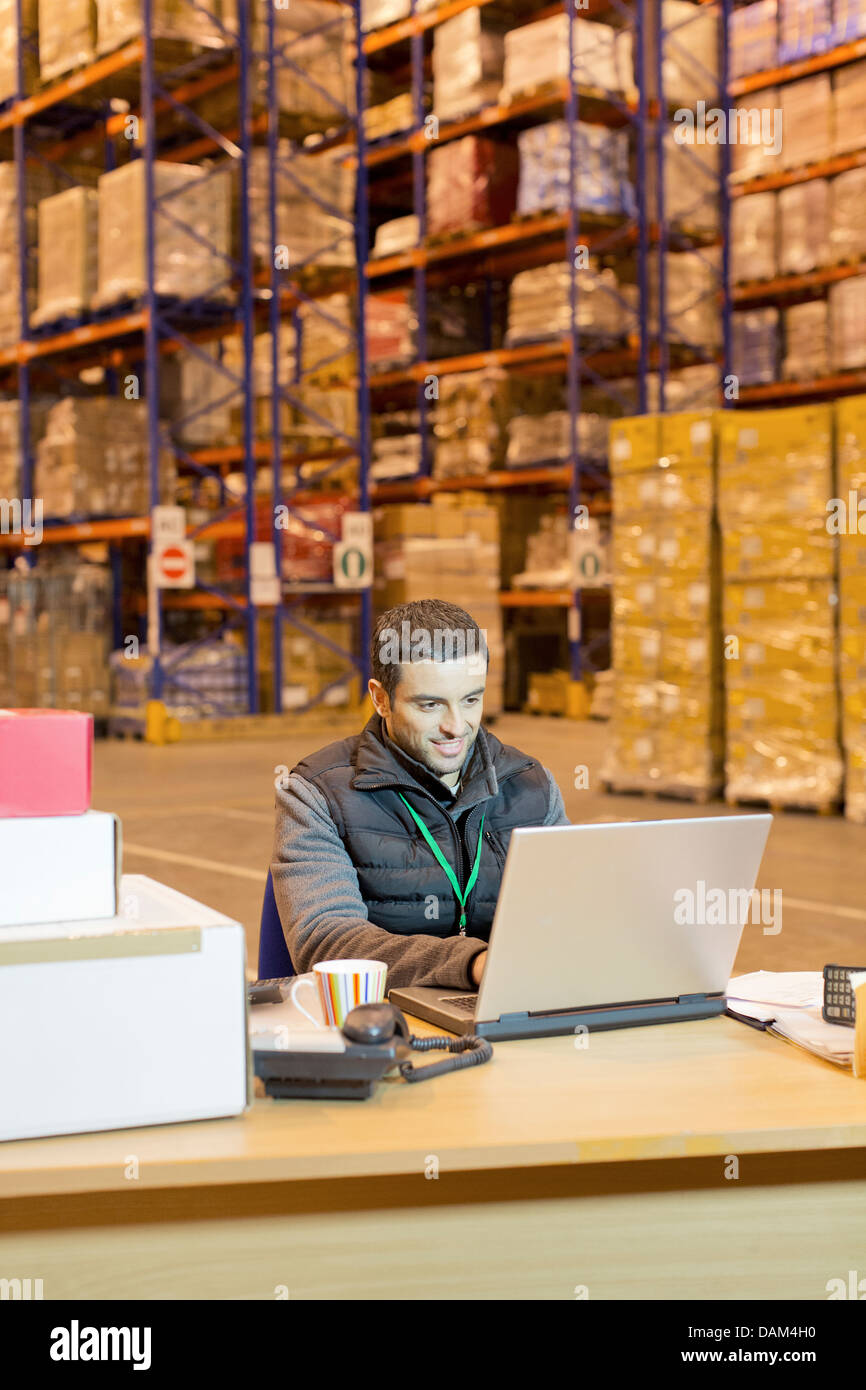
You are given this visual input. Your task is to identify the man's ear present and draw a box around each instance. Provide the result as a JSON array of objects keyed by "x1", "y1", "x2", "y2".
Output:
[{"x1": 368, "y1": 677, "x2": 390, "y2": 719}]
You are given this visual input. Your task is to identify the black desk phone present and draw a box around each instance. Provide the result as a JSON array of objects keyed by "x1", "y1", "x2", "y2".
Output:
[{"x1": 250, "y1": 981, "x2": 493, "y2": 1100}]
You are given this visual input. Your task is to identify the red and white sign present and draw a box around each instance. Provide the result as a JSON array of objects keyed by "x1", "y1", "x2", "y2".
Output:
[{"x1": 154, "y1": 539, "x2": 195, "y2": 590}]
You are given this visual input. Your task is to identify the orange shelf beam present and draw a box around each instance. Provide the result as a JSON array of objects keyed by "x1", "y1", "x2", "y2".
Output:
[
  {"x1": 733, "y1": 262, "x2": 866, "y2": 304},
  {"x1": 738, "y1": 369, "x2": 866, "y2": 403},
  {"x1": 362, "y1": 0, "x2": 618, "y2": 54},
  {"x1": 0, "y1": 40, "x2": 145, "y2": 131},
  {"x1": 732, "y1": 147, "x2": 866, "y2": 197},
  {"x1": 730, "y1": 36, "x2": 866, "y2": 98},
  {"x1": 499, "y1": 590, "x2": 574, "y2": 607}
]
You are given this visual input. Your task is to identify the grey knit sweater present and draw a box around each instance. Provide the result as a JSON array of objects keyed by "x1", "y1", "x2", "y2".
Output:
[{"x1": 271, "y1": 727, "x2": 568, "y2": 990}]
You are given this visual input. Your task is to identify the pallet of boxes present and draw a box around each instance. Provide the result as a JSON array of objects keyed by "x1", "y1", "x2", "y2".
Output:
[
  {"x1": 372, "y1": 497, "x2": 504, "y2": 717},
  {"x1": 836, "y1": 395, "x2": 866, "y2": 824},
  {"x1": 602, "y1": 411, "x2": 723, "y2": 801},
  {"x1": 717, "y1": 404, "x2": 843, "y2": 813}
]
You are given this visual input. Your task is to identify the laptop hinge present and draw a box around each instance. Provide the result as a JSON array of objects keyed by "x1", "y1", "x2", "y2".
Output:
[
  {"x1": 497, "y1": 1011, "x2": 530, "y2": 1023},
  {"x1": 677, "y1": 993, "x2": 709, "y2": 1004}
]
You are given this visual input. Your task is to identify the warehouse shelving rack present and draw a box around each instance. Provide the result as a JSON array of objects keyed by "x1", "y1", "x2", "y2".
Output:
[
  {"x1": 726, "y1": 4, "x2": 866, "y2": 406},
  {"x1": 655, "y1": 0, "x2": 733, "y2": 412},
  {"x1": 361, "y1": 0, "x2": 655, "y2": 681},
  {"x1": 0, "y1": 0, "x2": 263, "y2": 719}
]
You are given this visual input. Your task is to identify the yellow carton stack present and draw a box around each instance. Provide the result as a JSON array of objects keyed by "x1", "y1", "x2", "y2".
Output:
[
  {"x1": 372, "y1": 497, "x2": 504, "y2": 716},
  {"x1": 33, "y1": 186, "x2": 99, "y2": 328},
  {"x1": 718, "y1": 404, "x2": 842, "y2": 809},
  {"x1": 604, "y1": 411, "x2": 722, "y2": 797},
  {"x1": 836, "y1": 396, "x2": 866, "y2": 824}
]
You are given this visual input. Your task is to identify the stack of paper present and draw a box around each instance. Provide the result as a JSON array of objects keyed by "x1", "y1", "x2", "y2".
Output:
[{"x1": 727, "y1": 970, "x2": 854, "y2": 1067}]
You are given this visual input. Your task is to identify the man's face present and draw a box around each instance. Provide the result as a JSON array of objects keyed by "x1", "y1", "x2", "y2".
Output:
[{"x1": 370, "y1": 655, "x2": 487, "y2": 781}]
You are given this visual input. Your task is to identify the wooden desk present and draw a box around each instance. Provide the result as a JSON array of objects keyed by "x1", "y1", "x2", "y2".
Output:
[{"x1": 1, "y1": 1016, "x2": 864, "y2": 1300}]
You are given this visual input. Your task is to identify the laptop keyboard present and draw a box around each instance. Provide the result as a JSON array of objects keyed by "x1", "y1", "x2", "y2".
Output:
[{"x1": 438, "y1": 994, "x2": 478, "y2": 1015}]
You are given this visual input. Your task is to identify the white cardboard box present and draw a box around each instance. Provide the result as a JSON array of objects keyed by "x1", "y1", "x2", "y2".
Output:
[
  {"x1": 1, "y1": 810, "x2": 120, "y2": 926},
  {"x1": 0, "y1": 875, "x2": 249, "y2": 1141}
]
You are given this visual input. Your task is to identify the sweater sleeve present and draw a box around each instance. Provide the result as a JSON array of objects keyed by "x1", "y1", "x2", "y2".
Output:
[{"x1": 271, "y1": 772, "x2": 487, "y2": 990}]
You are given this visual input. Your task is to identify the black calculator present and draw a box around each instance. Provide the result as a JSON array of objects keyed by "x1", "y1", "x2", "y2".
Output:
[{"x1": 822, "y1": 965, "x2": 865, "y2": 1027}]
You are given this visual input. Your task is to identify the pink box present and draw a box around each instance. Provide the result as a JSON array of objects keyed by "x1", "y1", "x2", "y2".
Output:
[{"x1": 0, "y1": 709, "x2": 93, "y2": 817}]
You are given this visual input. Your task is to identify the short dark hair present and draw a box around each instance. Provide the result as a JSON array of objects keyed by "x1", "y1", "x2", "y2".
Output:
[{"x1": 371, "y1": 600, "x2": 489, "y2": 699}]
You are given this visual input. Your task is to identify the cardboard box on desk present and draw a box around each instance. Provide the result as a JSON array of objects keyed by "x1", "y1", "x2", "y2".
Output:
[
  {"x1": 1, "y1": 810, "x2": 118, "y2": 926},
  {"x1": 0, "y1": 873, "x2": 248, "y2": 1141},
  {"x1": 0, "y1": 708, "x2": 92, "y2": 817}
]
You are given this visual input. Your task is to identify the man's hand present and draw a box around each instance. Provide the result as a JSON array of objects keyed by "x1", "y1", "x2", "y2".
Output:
[{"x1": 470, "y1": 950, "x2": 487, "y2": 987}]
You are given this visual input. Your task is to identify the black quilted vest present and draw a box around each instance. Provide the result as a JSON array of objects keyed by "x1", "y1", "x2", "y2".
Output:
[{"x1": 293, "y1": 715, "x2": 550, "y2": 940}]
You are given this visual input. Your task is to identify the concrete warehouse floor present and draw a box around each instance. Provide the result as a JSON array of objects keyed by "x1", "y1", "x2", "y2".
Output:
[{"x1": 93, "y1": 714, "x2": 866, "y2": 979}]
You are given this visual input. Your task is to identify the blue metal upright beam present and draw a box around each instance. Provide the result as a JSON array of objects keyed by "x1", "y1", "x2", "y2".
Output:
[
  {"x1": 141, "y1": 0, "x2": 164, "y2": 699},
  {"x1": 354, "y1": 0, "x2": 373, "y2": 688},
  {"x1": 565, "y1": 0, "x2": 584, "y2": 682},
  {"x1": 236, "y1": 0, "x2": 259, "y2": 712}
]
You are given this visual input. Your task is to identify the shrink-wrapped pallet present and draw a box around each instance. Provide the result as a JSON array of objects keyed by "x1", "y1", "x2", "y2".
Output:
[
  {"x1": 249, "y1": 144, "x2": 355, "y2": 271},
  {"x1": 829, "y1": 167, "x2": 866, "y2": 265},
  {"x1": 730, "y1": 192, "x2": 777, "y2": 284},
  {"x1": 833, "y1": 60, "x2": 866, "y2": 157},
  {"x1": 728, "y1": 0, "x2": 777, "y2": 79},
  {"x1": 95, "y1": 161, "x2": 231, "y2": 308},
  {"x1": 38, "y1": 0, "x2": 96, "y2": 81},
  {"x1": 718, "y1": 404, "x2": 840, "y2": 808},
  {"x1": 427, "y1": 136, "x2": 518, "y2": 239},
  {"x1": 782, "y1": 300, "x2": 830, "y2": 381},
  {"x1": 432, "y1": 369, "x2": 511, "y2": 478},
  {"x1": 34, "y1": 398, "x2": 176, "y2": 518},
  {"x1": 778, "y1": 0, "x2": 833, "y2": 61},
  {"x1": 0, "y1": 0, "x2": 37, "y2": 103},
  {"x1": 835, "y1": 393, "x2": 866, "y2": 821},
  {"x1": 33, "y1": 186, "x2": 98, "y2": 327},
  {"x1": 729, "y1": 89, "x2": 782, "y2": 184},
  {"x1": 96, "y1": 0, "x2": 236, "y2": 54},
  {"x1": 251, "y1": 0, "x2": 355, "y2": 126},
  {"x1": 779, "y1": 75, "x2": 833, "y2": 170},
  {"x1": 651, "y1": 249, "x2": 722, "y2": 352},
  {"x1": 778, "y1": 180, "x2": 830, "y2": 274},
  {"x1": 830, "y1": 276, "x2": 866, "y2": 372},
  {"x1": 0, "y1": 163, "x2": 57, "y2": 347},
  {"x1": 500, "y1": 13, "x2": 634, "y2": 101},
  {"x1": 604, "y1": 411, "x2": 722, "y2": 796},
  {"x1": 732, "y1": 308, "x2": 780, "y2": 386},
  {"x1": 432, "y1": 9, "x2": 505, "y2": 122},
  {"x1": 661, "y1": 0, "x2": 718, "y2": 103},
  {"x1": 516, "y1": 120, "x2": 634, "y2": 218},
  {"x1": 833, "y1": 0, "x2": 866, "y2": 42}
]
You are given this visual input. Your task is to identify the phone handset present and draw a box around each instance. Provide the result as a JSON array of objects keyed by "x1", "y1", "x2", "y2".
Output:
[{"x1": 342, "y1": 1003, "x2": 493, "y2": 1082}]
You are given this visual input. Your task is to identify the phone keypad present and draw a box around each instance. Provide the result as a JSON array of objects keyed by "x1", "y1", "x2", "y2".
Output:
[{"x1": 822, "y1": 965, "x2": 865, "y2": 1027}]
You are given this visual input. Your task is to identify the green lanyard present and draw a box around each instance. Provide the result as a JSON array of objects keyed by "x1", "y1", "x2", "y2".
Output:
[{"x1": 398, "y1": 793, "x2": 485, "y2": 937}]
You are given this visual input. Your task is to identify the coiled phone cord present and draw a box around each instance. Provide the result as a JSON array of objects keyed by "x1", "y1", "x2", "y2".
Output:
[{"x1": 398, "y1": 1032, "x2": 493, "y2": 1083}]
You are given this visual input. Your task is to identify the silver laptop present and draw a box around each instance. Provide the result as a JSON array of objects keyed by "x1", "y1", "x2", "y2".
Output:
[{"x1": 390, "y1": 814, "x2": 773, "y2": 1041}]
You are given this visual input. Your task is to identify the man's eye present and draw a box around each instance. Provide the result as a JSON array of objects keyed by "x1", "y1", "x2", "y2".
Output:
[{"x1": 464, "y1": 697, "x2": 479, "y2": 706}]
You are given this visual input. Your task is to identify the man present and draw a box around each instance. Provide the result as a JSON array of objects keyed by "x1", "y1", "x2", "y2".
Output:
[{"x1": 272, "y1": 599, "x2": 568, "y2": 989}]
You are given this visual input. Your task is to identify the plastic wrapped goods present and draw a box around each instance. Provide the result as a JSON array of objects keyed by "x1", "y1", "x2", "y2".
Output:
[
  {"x1": 651, "y1": 250, "x2": 722, "y2": 352},
  {"x1": 778, "y1": 180, "x2": 830, "y2": 275},
  {"x1": 516, "y1": 121, "x2": 635, "y2": 218},
  {"x1": 730, "y1": 193, "x2": 777, "y2": 284},
  {"x1": 432, "y1": 10, "x2": 506, "y2": 123},
  {"x1": 830, "y1": 167, "x2": 866, "y2": 265},
  {"x1": 366, "y1": 290, "x2": 414, "y2": 371},
  {"x1": 110, "y1": 640, "x2": 248, "y2": 730},
  {"x1": 426, "y1": 136, "x2": 518, "y2": 239},
  {"x1": 38, "y1": 0, "x2": 96, "y2": 81},
  {"x1": 33, "y1": 187, "x2": 98, "y2": 327},
  {"x1": 834, "y1": 0, "x2": 866, "y2": 42},
  {"x1": 661, "y1": 1, "x2": 719, "y2": 103},
  {"x1": 0, "y1": 0, "x2": 37, "y2": 103},
  {"x1": 782, "y1": 300, "x2": 830, "y2": 380},
  {"x1": 732, "y1": 308, "x2": 780, "y2": 386},
  {"x1": 0, "y1": 163, "x2": 57, "y2": 348},
  {"x1": 95, "y1": 161, "x2": 231, "y2": 308},
  {"x1": 779, "y1": 76, "x2": 833, "y2": 171},
  {"x1": 364, "y1": 93, "x2": 414, "y2": 142},
  {"x1": 728, "y1": 0, "x2": 777, "y2": 80},
  {"x1": 371, "y1": 434, "x2": 422, "y2": 481},
  {"x1": 251, "y1": 0, "x2": 355, "y2": 126},
  {"x1": 657, "y1": 126, "x2": 720, "y2": 234},
  {"x1": 361, "y1": 0, "x2": 434, "y2": 33},
  {"x1": 500, "y1": 14, "x2": 634, "y2": 101},
  {"x1": 830, "y1": 277, "x2": 866, "y2": 371},
  {"x1": 371, "y1": 215, "x2": 419, "y2": 260},
  {"x1": 504, "y1": 412, "x2": 609, "y2": 468},
  {"x1": 506, "y1": 260, "x2": 626, "y2": 347},
  {"x1": 300, "y1": 293, "x2": 355, "y2": 382},
  {"x1": 249, "y1": 144, "x2": 355, "y2": 272},
  {"x1": 833, "y1": 60, "x2": 866, "y2": 157},
  {"x1": 34, "y1": 398, "x2": 176, "y2": 518},
  {"x1": 432, "y1": 369, "x2": 510, "y2": 478},
  {"x1": 729, "y1": 89, "x2": 781, "y2": 184},
  {"x1": 835, "y1": 394, "x2": 866, "y2": 822},
  {"x1": 778, "y1": 0, "x2": 834, "y2": 61},
  {"x1": 96, "y1": 0, "x2": 236, "y2": 54}
]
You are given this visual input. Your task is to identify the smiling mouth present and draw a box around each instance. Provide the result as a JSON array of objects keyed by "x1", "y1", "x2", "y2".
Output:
[{"x1": 432, "y1": 738, "x2": 464, "y2": 756}]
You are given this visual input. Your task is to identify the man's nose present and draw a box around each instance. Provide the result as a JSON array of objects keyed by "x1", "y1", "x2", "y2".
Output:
[{"x1": 438, "y1": 709, "x2": 463, "y2": 735}]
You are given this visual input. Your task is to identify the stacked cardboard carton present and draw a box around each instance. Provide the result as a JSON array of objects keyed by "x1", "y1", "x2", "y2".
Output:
[
  {"x1": 249, "y1": 144, "x2": 355, "y2": 272},
  {"x1": 0, "y1": 163, "x2": 56, "y2": 348},
  {"x1": 835, "y1": 395, "x2": 866, "y2": 823},
  {"x1": 259, "y1": 607, "x2": 359, "y2": 713},
  {"x1": 1, "y1": 564, "x2": 111, "y2": 717},
  {"x1": 718, "y1": 404, "x2": 842, "y2": 807},
  {"x1": 0, "y1": 0, "x2": 37, "y2": 103},
  {"x1": 500, "y1": 13, "x2": 634, "y2": 100},
  {"x1": 432, "y1": 369, "x2": 511, "y2": 479},
  {"x1": 33, "y1": 186, "x2": 99, "y2": 327},
  {"x1": 300, "y1": 293, "x2": 355, "y2": 383},
  {"x1": 96, "y1": 0, "x2": 236, "y2": 54},
  {"x1": 432, "y1": 9, "x2": 506, "y2": 122},
  {"x1": 427, "y1": 137, "x2": 518, "y2": 239},
  {"x1": 373, "y1": 498, "x2": 504, "y2": 714},
  {"x1": 38, "y1": 0, "x2": 96, "y2": 81},
  {"x1": 516, "y1": 120, "x2": 634, "y2": 218},
  {"x1": 603, "y1": 411, "x2": 722, "y2": 797}
]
